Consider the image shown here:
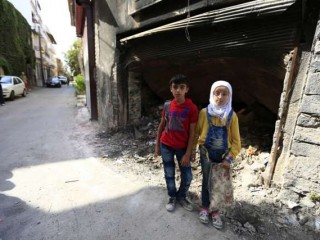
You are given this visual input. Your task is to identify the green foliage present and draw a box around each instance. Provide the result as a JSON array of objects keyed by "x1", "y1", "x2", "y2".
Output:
[
  {"x1": 0, "y1": 56, "x2": 12, "y2": 74},
  {"x1": 0, "y1": 0, "x2": 34, "y2": 75},
  {"x1": 64, "y1": 40, "x2": 81, "y2": 76},
  {"x1": 74, "y1": 74, "x2": 85, "y2": 94},
  {"x1": 310, "y1": 192, "x2": 320, "y2": 203}
]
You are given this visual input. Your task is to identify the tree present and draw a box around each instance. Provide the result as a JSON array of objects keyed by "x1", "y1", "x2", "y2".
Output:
[
  {"x1": 0, "y1": 0, "x2": 34, "y2": 75},
  {"x1": 64, "y1": 40, "x2": 81, "y2": 76}
]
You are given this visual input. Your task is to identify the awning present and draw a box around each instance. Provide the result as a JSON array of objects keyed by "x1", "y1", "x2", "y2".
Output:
[{"x1": 120, "y1": 0, "x2": 296, "y2": 43}]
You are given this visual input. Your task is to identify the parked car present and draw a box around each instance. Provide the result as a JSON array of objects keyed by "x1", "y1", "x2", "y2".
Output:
[
  {"x1": 0, "y1": 75, "x2": 27, "y2": 100},
  {"x1": 58, "y1": 75, "x2": 68, "y2": 84},
  {"x1": 46, "y1": 77, "x2": 61, "y2": 88}
]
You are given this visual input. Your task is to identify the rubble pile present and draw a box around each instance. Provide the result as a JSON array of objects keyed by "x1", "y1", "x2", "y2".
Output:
[{"x1": 87, "y1": 106, "x2": 319, "y2": 239}]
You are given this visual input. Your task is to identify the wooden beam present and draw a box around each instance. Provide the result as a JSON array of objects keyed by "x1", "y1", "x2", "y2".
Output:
[{"x1": 264, "y1": 46, "x2": 299, "y2": 187}]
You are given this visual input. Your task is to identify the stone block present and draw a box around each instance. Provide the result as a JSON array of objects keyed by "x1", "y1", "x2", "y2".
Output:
[
  {"x1": 310, "y1": 60, "x2": 320, "y2": 73},
  {"x1": 283, "y1": 176, "x2": 320, "y2": 194},
  {"x1": 305, "y1": 73, "x2": 320, "y2": 95},
  {"x1": 294, "y1": 126, "x2": 320, "y2": 145},
  {"x1": 291, "y1": 141, "x2": 320, "y2": 158},
  {"x1": 300, "y1": 95, "x2": 320, "y2": 116},
  {"x1": 285, "y1": 156, "x2": 320, "y2": 182},
  {"x1": 297, "y1": 114, "x2": 320, "y2": 128},
  {"x1": 315, "y1": 41, "x2": 320, "y2": 54},
  {"x1": 277, "y1": 188, "x2": 300, "y2": 201}
]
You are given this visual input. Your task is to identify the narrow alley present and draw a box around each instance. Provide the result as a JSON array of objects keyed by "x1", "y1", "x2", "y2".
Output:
[{"x1": 0, "y1": 86, "x2": 237, "y2": 239}]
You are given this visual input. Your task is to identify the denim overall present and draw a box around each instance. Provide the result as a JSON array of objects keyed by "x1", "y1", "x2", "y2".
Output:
[
  {"x1": 203, "y1": 108, "x2": 233, "y2": 163},
  {"x1": 200, "y1": 108, "x2": 233, "y2": 208}
]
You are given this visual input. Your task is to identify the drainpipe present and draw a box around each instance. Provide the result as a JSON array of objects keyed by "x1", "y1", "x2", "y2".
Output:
[
  {"x1": 38, "y1": 25, "x2": 45, "y2": 87},
  {"x1": 76, "y1": 0, "x2": 98, "y2": 120}
]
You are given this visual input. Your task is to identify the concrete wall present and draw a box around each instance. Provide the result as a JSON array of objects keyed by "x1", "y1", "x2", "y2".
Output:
[
  {"x1": 280, "y1": 14, "x2": 320, "y2": 194},
  {"x1": 95, "y1": 0, "x2": 121, "y2": 129}
]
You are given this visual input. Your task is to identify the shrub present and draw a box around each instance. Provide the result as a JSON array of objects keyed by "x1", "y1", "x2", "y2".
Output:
[
  {"x1": 310, "y1": 192, "x2": 320, "y2": 203},
  {"x1": 74, "y1": 74, "x2": 85, "y2": 95}
]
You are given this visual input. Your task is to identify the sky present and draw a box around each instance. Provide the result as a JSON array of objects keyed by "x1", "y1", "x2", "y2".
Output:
[{"x1": 7, "y1": 0, "x2": 77, "y2": 60}]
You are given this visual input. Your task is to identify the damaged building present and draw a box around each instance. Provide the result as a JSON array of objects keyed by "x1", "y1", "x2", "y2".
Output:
[{"x1": 68, "y1": 0, "x2": 320, "y2": 196}]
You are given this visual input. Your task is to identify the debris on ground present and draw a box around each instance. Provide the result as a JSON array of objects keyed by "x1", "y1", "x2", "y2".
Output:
[{"x1": 83, "y1": 105, "x2": 320, "y2": 240}]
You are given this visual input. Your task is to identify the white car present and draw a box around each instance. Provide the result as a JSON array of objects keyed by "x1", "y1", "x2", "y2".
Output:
[
  {"x1": 58, "y1": 75, "x2": 68, "y2": 84},
  {"x1": 0, "y1": 75, "x2": 27, "y2": 100}
]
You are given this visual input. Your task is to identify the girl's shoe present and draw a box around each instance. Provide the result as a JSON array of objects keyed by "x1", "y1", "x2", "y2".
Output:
[
  {"x1": 211, "y1": 211, "x2": 223, "y2": 229},
  {"x1": 199, "y1": 208, "x2": 209, "y2": 224}
]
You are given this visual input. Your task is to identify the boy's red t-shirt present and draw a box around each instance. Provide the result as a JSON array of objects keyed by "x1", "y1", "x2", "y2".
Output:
[{"x1": 160, "y1": 98, "x2": 198, "y2": 149}]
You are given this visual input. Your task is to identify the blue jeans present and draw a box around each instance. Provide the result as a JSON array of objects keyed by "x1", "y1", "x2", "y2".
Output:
[
  {"x1": 199, "y1": 146, "x2": 212, "y2": 208},
  {"x1": 160, "y1": 143, "x2": 192, "y2": 199}
]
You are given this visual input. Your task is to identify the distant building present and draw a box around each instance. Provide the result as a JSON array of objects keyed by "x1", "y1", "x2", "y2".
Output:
[{"x1": 8, "y1": 0, "x2": 59, "y2": 86}]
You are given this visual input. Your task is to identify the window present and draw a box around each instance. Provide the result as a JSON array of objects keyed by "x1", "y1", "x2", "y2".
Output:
[{"x1": 14, "y1": 78, "x2": 22, "y2": 85}]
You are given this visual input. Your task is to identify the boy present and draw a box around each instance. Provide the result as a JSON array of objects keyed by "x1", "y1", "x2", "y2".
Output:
[{"x1": 155, "y1": 74, "x2": 198, "y2": 212}]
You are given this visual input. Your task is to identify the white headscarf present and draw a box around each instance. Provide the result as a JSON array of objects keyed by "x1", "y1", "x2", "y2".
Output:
[{"x1": 207, "y1": 80, "x2": 233, "y2": 121}]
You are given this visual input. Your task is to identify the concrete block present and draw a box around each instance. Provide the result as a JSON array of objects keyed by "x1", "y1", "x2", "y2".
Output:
[
  {"x1": 297, "y1": 114, "x2": 320, "y2": 128},
  {"x1": 291, "y1": 141, "x2": 320, "y2": 158},
  {"x1": 315, "y1": 41, "x2": 320, "y2": 54},
  {"x1": 305, "y1": 73, "x2": 320, "y2": 95},
  {"x1": 294, "y1": 126, "x2": 320, "y2": 145},
  {"x1": 310, "y1": 60, "x2": 320, "y2": 72},
  {"x1": 300, "y1": 95, "x2": 320, "y2": 116}
]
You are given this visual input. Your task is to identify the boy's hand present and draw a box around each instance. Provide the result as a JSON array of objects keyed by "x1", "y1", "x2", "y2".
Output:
[
  {"x1": 154, "y1": 144, "x2": 160, "y2": 158},
  {"x1": 191, "y1": 150, "x2": 196, "y2": 162},
  {"x1": 181, "y1": 154, "x2": 191, "y2": 167}
]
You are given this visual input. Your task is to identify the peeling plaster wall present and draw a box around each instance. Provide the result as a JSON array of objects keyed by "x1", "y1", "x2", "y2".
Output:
[
  {"x1": 280, "y1": 14, "x2": 320, "y2": 194},
  {"x1": 95, "y1": 0, "x2": 120, "y2": 130},
  {"x1": 82, "y1": 22, "x2": 91, "y2": 114}
]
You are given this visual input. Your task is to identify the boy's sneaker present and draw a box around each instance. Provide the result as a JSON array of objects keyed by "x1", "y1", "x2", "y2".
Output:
[
  {"x1": 212, "y1": 211, "x2": 223, "y2": 229},
  {"x1": 177, "y1": 198, "x2": 193, "y2": 211},
  {"x1": 199, "y1": 209, "x2": 209, "y2": 224},
  {"x1": 166, "y1": 197, "x2": 176, "y2": 212}
]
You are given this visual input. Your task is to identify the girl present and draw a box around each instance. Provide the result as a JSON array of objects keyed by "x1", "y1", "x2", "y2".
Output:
[{"x1": 192, "y1": 80, "x2": 241, "y2": 229}]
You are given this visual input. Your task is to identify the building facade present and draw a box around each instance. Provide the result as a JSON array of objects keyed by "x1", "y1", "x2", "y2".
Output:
[
  {"x1": 30, "y1": 0, "x2": 57, "y2": 86},
  {"x1": 70, "y1": 0, "x2": 320, "y2": 193}
]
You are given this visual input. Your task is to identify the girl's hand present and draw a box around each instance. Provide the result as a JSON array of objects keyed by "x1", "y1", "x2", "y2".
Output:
[
  {"x1": 221, "y1": 159, "x2": 231, "y2": 169},
  {"x1": 222, "y1": 156, "x2": 233, "y2": 169}
]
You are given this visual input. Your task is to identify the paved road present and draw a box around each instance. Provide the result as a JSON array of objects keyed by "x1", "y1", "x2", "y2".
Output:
[{"x1": 0, "y1": 86, "x2": 237, "y2": 239}]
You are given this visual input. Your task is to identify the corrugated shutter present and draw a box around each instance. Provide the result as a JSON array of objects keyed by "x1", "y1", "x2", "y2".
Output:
[
  {"x1": 120, "y1": 0, "x2": 297, "y2": 43},
  {"x1": 124, "y1": 11, "x2": 299, "y2": 64}
]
